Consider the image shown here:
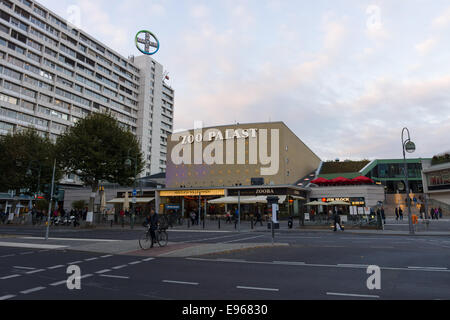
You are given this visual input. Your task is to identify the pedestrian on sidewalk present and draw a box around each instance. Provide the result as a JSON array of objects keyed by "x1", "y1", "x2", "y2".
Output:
[
  {"x1": 395, "y1": 207, "x2": 399, "y2": 221},
  {"x1": 120, "y1": 209, "x2": 125, "y2": 228},
  {"x1": 256, "y1": 209, "x2": 263, "y2": 226},
  {"x1": 190, "y1": 210, "x2": 196, "y2": 225},
  {"x1": 399, "y1": 207, "x2": 403, "y2": 220},
  {"x1": 430, "y1": 207, "x2": 435, "y2": 219},
  {"x1": 333, "y1": 212, "x2": 344, "y2": 232},
  {"x1": 434, "y1": 208, "x2": 439, "y2": 220},
  {"x1": 381, "y1": 206, "x2": 386, "y2": 225},
  {"x1": 438, "y1": 207, "x2": 443, "y2": 219},
  {"x1": 225, "y1": 210, "x2": 232, "y2": 224}
]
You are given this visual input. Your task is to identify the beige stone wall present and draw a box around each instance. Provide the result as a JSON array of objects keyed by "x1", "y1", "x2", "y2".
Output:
[{"x1": 166, "y1": 122, "x2": 321, "y2": 188}]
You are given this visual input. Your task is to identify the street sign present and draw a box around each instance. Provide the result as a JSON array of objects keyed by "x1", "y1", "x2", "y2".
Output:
[
  {"x1": 132, "y1": 189, "x2": 137, "y2": 197},
  {"x1": 405, "y1": 141, "x2": 416, "y2": 153}
]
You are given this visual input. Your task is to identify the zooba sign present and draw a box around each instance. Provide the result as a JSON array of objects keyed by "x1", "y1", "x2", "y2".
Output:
[{"x1": 171, "y1": 127, "x2": 280, "y2": 176}]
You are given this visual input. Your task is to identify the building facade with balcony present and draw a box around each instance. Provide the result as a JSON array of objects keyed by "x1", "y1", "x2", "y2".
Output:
[{"x1": 0, "y1": 0, "x2": 173, "y2": 180}]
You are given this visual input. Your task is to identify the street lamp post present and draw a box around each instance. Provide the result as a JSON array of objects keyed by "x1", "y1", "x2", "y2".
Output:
[
  {"x1": 125, "y1": 152, "x2": 138, "y2": 229},
  {"x1": 401, "y1": 127, "x2": 416, "y2": 235},
  {"x1": 45, "y1": 159, "x2": 56, "y2": 241}
]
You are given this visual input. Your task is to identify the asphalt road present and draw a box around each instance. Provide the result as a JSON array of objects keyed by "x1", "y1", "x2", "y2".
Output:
[{"x1": 0, "y1": 225, "x2": 449, "y2": 300}]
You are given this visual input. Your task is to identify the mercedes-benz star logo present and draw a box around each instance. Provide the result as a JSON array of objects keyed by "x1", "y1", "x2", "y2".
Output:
[{"x1": 135, "y1": 30, "x2": 160, "y2": 55}]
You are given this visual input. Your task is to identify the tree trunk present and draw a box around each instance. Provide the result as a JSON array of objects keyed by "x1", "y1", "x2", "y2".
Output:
[{"x1": 87, "y1": 182, "x2": 98, "y2": 225}]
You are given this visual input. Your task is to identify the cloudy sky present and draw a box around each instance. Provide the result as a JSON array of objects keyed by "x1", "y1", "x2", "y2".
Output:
[{"x1": 40, "y1": 0, "x2": 450, "y2": 161}]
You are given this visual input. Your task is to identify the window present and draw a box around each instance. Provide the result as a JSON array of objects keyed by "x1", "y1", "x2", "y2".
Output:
[
  {"x1": 27, "y1": 51, "x2": 40, "y2": 63},
  {"x1": 21, "y1": 100, "x2": 34, "y2": 111},
  {"x1": 0, "y1": 22, "x2": 8, "y2": 34},
  {"x1": 33, "y1": 6, "x2": 47, "y2": 18},
  {"x1": 44, "y1": 46, "x2": 57, "y2": 57},
  {"x1": 0, "y1": 93, "x2": 18, "y2": 105}
]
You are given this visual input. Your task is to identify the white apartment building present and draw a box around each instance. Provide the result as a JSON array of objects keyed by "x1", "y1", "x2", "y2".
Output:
[{"x1": 0, "y1": 0, "x2": 174, "y2": 179}]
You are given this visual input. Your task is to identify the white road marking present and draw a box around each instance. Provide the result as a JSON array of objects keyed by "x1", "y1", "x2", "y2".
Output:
[
  {"x1": 0, "y1": 294, "x2": 16, "y2": 300},
  {"x1": 142, "y1": 258, "x2": 155, "y2": 262},
  {"x1": 20, "y1": 237, "x2": 120, "y2": 242},
  {"x1": 337, "y1": 264, "x2": 371, "y2": 268},
  {"x1": 273, "y1": 261, "x2": 306, "y2": 266},
  {"x1": 68, "y1": 261, "x2": 83, "y2": 264},
  {"x1": 407, "y1": 266, "x2": 448, "y2": 270},
  {"x1": 100, "y1": 274, "x2": 129, "y2": 279},
  {"x1": 26, "y1": 269, "x2": 45, "y2": 274},
  {"x1": 185, "y1": 258, "x2": 450, "y2": 273},
  {"x1": 168, "y1": 230, "x2": 232, "y2": 233},
  {"x1": 112, "y1": 265, "x2": 127, "y2": 270},
  {"x1": 80, "y1": 274, "x2": 93, "y2": 279},
  {"x1": 50, "y1": 280, "x2": 67, "y2": 286},
  {"x1": 0, "y1": 254, "x2": 16, "y2": 258},
  {"x1": 128, "y1": 261, "x2": 141, "y2": 265},
  {"x1": 327, "y1": 292, "x2": 379, "y2": 298},
  {"x1": 163, "y1": 280, "x2": 199, "y2": 285},
  {"x1": 84, "y1": 257, "x2": 99, "y2": 261},
  {"x1": 13, "y1": 266, "x2": 36, "y2": 270},
  {"x1": 20, "y1": 287, "x2": 46, "y2": 294},
  {"x1": 95, "y1": 269, "x2": 111, "y2": 274},
  {"x1": 19, "y1": 252, "x2": 34, "y2": 255},
  {"x1": 222, "y1": 235, "x2": 265, "y2": 243},
  {"x1": 1, "y1": 274, "x2": 21, "y2": 280},
  {"x1": 189, "y1": 234, "x2": 247, "y2": 243},
  {"x1": 237, "y1": 286, "x2": 279, "y2": 292},
  {"x1": 0, "y1": 242, "x2": 66, "y2": 249},
  {"x1": 216, "y1": 258, "x2": 247, "y2": 262},
  {"x1": 48, "y1": 265, "x2": 65, "y2": 270},
  {"x1": 100, "y1": 255, "x2": 113, "y2": 258}
]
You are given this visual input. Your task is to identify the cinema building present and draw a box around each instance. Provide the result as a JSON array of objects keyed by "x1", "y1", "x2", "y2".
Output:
[
  {"x1": 102, "y1": 121, "x2": 391, "y2": 222},
  {"x1": 136, "y1": 121, "x2": 321, "y2": 219}
]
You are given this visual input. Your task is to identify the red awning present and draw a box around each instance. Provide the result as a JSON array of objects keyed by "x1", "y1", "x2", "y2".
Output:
[
  {"x1": 330, "y1": 176, "x2": 352, "y2": 184},
  {"x1": 352, "y1": 176, "x2": 374, "y2": 184},
  {"x1": 311, "y1": 177, "x2": 329, "y2": 184}
]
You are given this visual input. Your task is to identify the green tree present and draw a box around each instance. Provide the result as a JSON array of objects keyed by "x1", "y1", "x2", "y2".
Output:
[
  {"x1": 0, "y1": 129, "x2": 61, "y2": 194},
  {"x1": 72, "y1": 200, "x2": 87, "y2": 210},
  {"x1": 56, "y1": 113, "x2": 143, "y2": 218}
]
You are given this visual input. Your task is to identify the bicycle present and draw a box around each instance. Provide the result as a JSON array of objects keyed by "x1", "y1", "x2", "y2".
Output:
[{"x1": 139, "y1": 225, "x2": 168, "y2": 250}]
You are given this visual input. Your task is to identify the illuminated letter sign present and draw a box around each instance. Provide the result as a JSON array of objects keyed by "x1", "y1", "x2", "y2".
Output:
[{"x1": 135, "y1": 30, "x2": 160, "y2": 55}]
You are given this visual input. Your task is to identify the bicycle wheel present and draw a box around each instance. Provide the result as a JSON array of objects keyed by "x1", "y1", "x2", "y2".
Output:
[
  {"x1": 139, "y1": 232, "x2": 153, "y2": 250},
  {"x1": 157, "y1": 230, "x2": 168, "y2": 247}
]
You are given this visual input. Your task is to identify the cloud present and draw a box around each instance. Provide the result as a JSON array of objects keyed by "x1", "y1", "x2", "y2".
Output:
[
  {"x1": 415, "y1": 37, "x2": 438, "y2": 56},
  {"x1": 190, "y1": 5, "x2": 210, "y2": 19},
  {"x1": 432, "y1": 6, "x2": 450, "y2": 29}
]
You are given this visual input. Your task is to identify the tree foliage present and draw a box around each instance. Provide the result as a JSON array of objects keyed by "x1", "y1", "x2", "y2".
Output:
[
  {"x1": 56, "y1": 112, "x2": 144, "y2": 191},
  {"x1": 0, "y1": 129, "x2": 61, "y2": 193},
  {"x1": 72, "y1": 200, "x2": 87, "y2": 210}
]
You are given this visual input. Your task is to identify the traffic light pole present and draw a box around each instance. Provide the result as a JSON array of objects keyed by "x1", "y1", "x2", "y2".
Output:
[{"x1": 45, "y1": 159, "x2": 56, "y2": 241}]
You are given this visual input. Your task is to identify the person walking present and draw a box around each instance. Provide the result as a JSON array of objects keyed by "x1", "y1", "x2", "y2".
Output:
[
  {"x1": 225, "y1": 210, "x2": 232, "y2": 224},
  {"x1": 381, "y1": 206, "x2": 386, "y2": 225},
  {"x1": 438, "y1": 207, "x2": 443, "y2": 219},
  {"x1": 255, "y1": 209, "x2": 263, "y2": 226},
  {"x1": 434, "y1": 208, "x2": 439, "y2": 220},
  {"x1": 120, "y1": 209, "x2": 125, "y2": 228},
  {"x1": 333, "y1": 211, "x2": 344, "y2": 232},
  {"x1": 395, "y1": 207, "x2": 399, "y2": 221},
  {"x1": 190, "y1": 210, "x2": 196, "y2": 226},
  {"x1": 399, "y1": 207, "x2": 403, "y2": 220}
]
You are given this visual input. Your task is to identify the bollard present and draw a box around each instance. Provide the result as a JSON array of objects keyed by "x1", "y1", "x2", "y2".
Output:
[
  {"x1": 188, "y1": 218, "x2": 190, "y2": 228},
  {"x1": 251, "y1": 219, "x2": 253, "y2": 229},
  {"x1": 218, "y1": 218, "x2": 221, "y2": 229}
]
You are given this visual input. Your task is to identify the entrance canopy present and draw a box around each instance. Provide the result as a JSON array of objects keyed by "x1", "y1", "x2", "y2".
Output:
[
  {"x1": 107, "y1": 197, "x2": 155, "y2": 204},
  {"x1": 208, "y1": 196, "x2": 256, "y2": 204},
  {"x1": 208, "y1": 195, "x2": 287, "y2": 204},
  {"x1": 306, "y1": 201, "x2": 329, "y2": 206}
]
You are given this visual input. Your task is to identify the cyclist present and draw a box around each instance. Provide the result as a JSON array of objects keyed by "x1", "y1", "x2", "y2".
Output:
[{"x1": 143, "y1": 209, "x2": 159, "y2": 248}]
